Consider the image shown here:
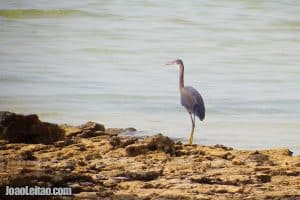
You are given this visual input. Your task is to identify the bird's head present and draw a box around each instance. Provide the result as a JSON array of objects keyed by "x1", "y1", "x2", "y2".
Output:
[{"x1": 166, "y1": 59, "x2": 183, "y2": 66}]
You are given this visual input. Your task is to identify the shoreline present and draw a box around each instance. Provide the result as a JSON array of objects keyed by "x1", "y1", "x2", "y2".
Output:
[{"x1": 0, "y1": 111, "x2": 299, "y2": 199}]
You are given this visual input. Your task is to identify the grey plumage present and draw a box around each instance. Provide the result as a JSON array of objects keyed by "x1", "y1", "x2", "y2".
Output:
[
  {"x1": 181, "y1": 86, "x2": 205, "y2": 121},
  {"x1": 166, "y1": 59, "x2": 205, "y2": 144}
]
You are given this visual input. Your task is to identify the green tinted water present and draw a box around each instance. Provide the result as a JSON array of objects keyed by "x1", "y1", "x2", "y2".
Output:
[{"x1": 0, "y1": 0, "x2": 299, "y2": 153}]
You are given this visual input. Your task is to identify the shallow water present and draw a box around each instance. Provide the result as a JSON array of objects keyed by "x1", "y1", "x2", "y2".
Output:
[{"x1": 0, "y1": 1, "x2": 299, "y2": 154}]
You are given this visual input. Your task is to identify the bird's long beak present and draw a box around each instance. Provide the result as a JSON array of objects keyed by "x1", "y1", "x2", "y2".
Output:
[{"x1": 165, "y1": 61, "x2": 174, "y2": 65}]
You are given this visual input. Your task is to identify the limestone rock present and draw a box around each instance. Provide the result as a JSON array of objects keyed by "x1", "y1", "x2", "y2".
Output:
[
  {"x1": 0, "y1": 113, "x2": 299, "y2": 199},
  {"x1": 60, "y1": 124, "x2": 82, "y2": 137}
]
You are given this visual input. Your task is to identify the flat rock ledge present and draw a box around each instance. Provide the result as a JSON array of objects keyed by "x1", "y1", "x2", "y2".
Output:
[{"x1": 0, "y1": 112, "x2": 299, "y2": 200}]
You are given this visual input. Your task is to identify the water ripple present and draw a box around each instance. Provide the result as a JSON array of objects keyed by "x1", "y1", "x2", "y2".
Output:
[{"x1": 0, "y1": 9, "x2": 83, "y2": 19}]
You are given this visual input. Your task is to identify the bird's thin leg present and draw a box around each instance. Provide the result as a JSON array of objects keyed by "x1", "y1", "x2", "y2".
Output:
[
  {"x1": 193, "y1": 113, "x2": 196, "y2": 125},
  {"x1": 188, "y1": 112, "x2": 195, "y2": 145}
]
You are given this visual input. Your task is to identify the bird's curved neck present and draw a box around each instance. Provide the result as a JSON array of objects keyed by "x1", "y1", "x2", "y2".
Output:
[{"x1": 179, "y1": 63, "x2": 184, "y2": 90}]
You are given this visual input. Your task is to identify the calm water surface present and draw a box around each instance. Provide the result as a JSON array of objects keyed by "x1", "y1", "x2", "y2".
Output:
[{"x1": 0, "y1": 1, "x2": 299, "y2": 154}]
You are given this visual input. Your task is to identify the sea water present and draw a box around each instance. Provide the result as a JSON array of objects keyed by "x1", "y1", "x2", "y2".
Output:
[{"x1": 0, "y1": 0, "x2": 299, "y2": 154}]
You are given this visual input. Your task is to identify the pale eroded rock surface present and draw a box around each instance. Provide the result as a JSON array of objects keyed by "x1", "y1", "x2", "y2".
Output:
[{"x1": 0, "y1": 112, "x2": 299, "y2": 199}]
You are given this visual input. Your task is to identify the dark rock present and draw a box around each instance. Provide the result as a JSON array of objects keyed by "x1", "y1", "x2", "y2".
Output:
[
  {"x1": 256, "y1": 174, "x2": 271, "y2": 183},
  {"x1": 110, "y1": 136, "x2": 121, "y2": 147},
  {"x1": 61, "y1": 173, "x2": 94, "y2": 184},
  {"x1": 77, "y1": 160, "x2": 87, "y2": 166},
  {"x1": 85, "y1": 152, "x2": 102, "y2": 161},
  {"x1": 191, "y1": 176, "x2": 223, "y2": 185},
  {"x1": 54, "y1": 138, "x2": 74, "y2": 148},
  {"x1": 125, "y1": 134, "x2": 175, "y2": 156},
  {"x1": 0, "y1": 171, "x2": 93, "y2": 189},
  {"x1": 79, "y1": 121, "x2": 105, "y2": 133},
  {"x1": 0, "y1": 111, "x2": 64, "y2": 144},
  {"x1": 79, "y1": 130, "x2": 105, "y2": 138},
  {"x1": 64, "y1": 160, "x2": 76, "y2": 171},
  {"x1": 88, "y1": 161, "x2": 106, "y2": 171},
  {"x1": 78, "y1": 145, "x2": 87, "y2": 151},
  {"x1": 110, "y1": 136, "x2": 138, "y2": 148},
  {"x1": 125, "y1": 144, "x2": 149, "y2": 156},
  {"x1": 117, "y1": 170, "x2": 162, "y2": 181},
  {"x1": 69, "y1": 183, "x2": 83, "y2": 194},
  {"x1": 145, "y1": 134, "x2": 175, "y2": 153},
  {"x1": 271, "y1": 169, "x2": 300, "y2": 176},
  {"x1": 285, "y1": 170, "x2": 300, "y2": 176},
  {"x1": 119, "y1": 138, "x2": 138, "y2": 148},
  {"x1": 0, "y1": 111, "x2": 17, "y2": 126},
  {"x1": 76, "y1": 121, "x2": 105, "y2": 138},
  {"x1": 20, "y1": 150, "x2": 37, "y2": 161},
  {"x1": 191, "y1": 175, "x2": 252, "y2": 186},
  {"x1": 214, "y1": 144, "x2": 233, "y2": 151},
  {"x1": 245, "y1": 151, "x2": 269, "y2": 166},
  {"x1": 248, "y1": 151, "x2": 269, "y2": 161},
  {"x1": 1, "y1": 172, "x2": 62, "y2": 188}
]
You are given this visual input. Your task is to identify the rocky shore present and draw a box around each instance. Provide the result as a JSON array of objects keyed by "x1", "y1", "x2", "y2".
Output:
[{"x1": 0, "y1": 112, "x2": 299, "y2": 199}]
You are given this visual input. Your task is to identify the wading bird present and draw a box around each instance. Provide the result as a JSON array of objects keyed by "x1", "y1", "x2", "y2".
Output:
[{"x1": 166, "y1": 59, "x2": 205, "y2": 144}]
